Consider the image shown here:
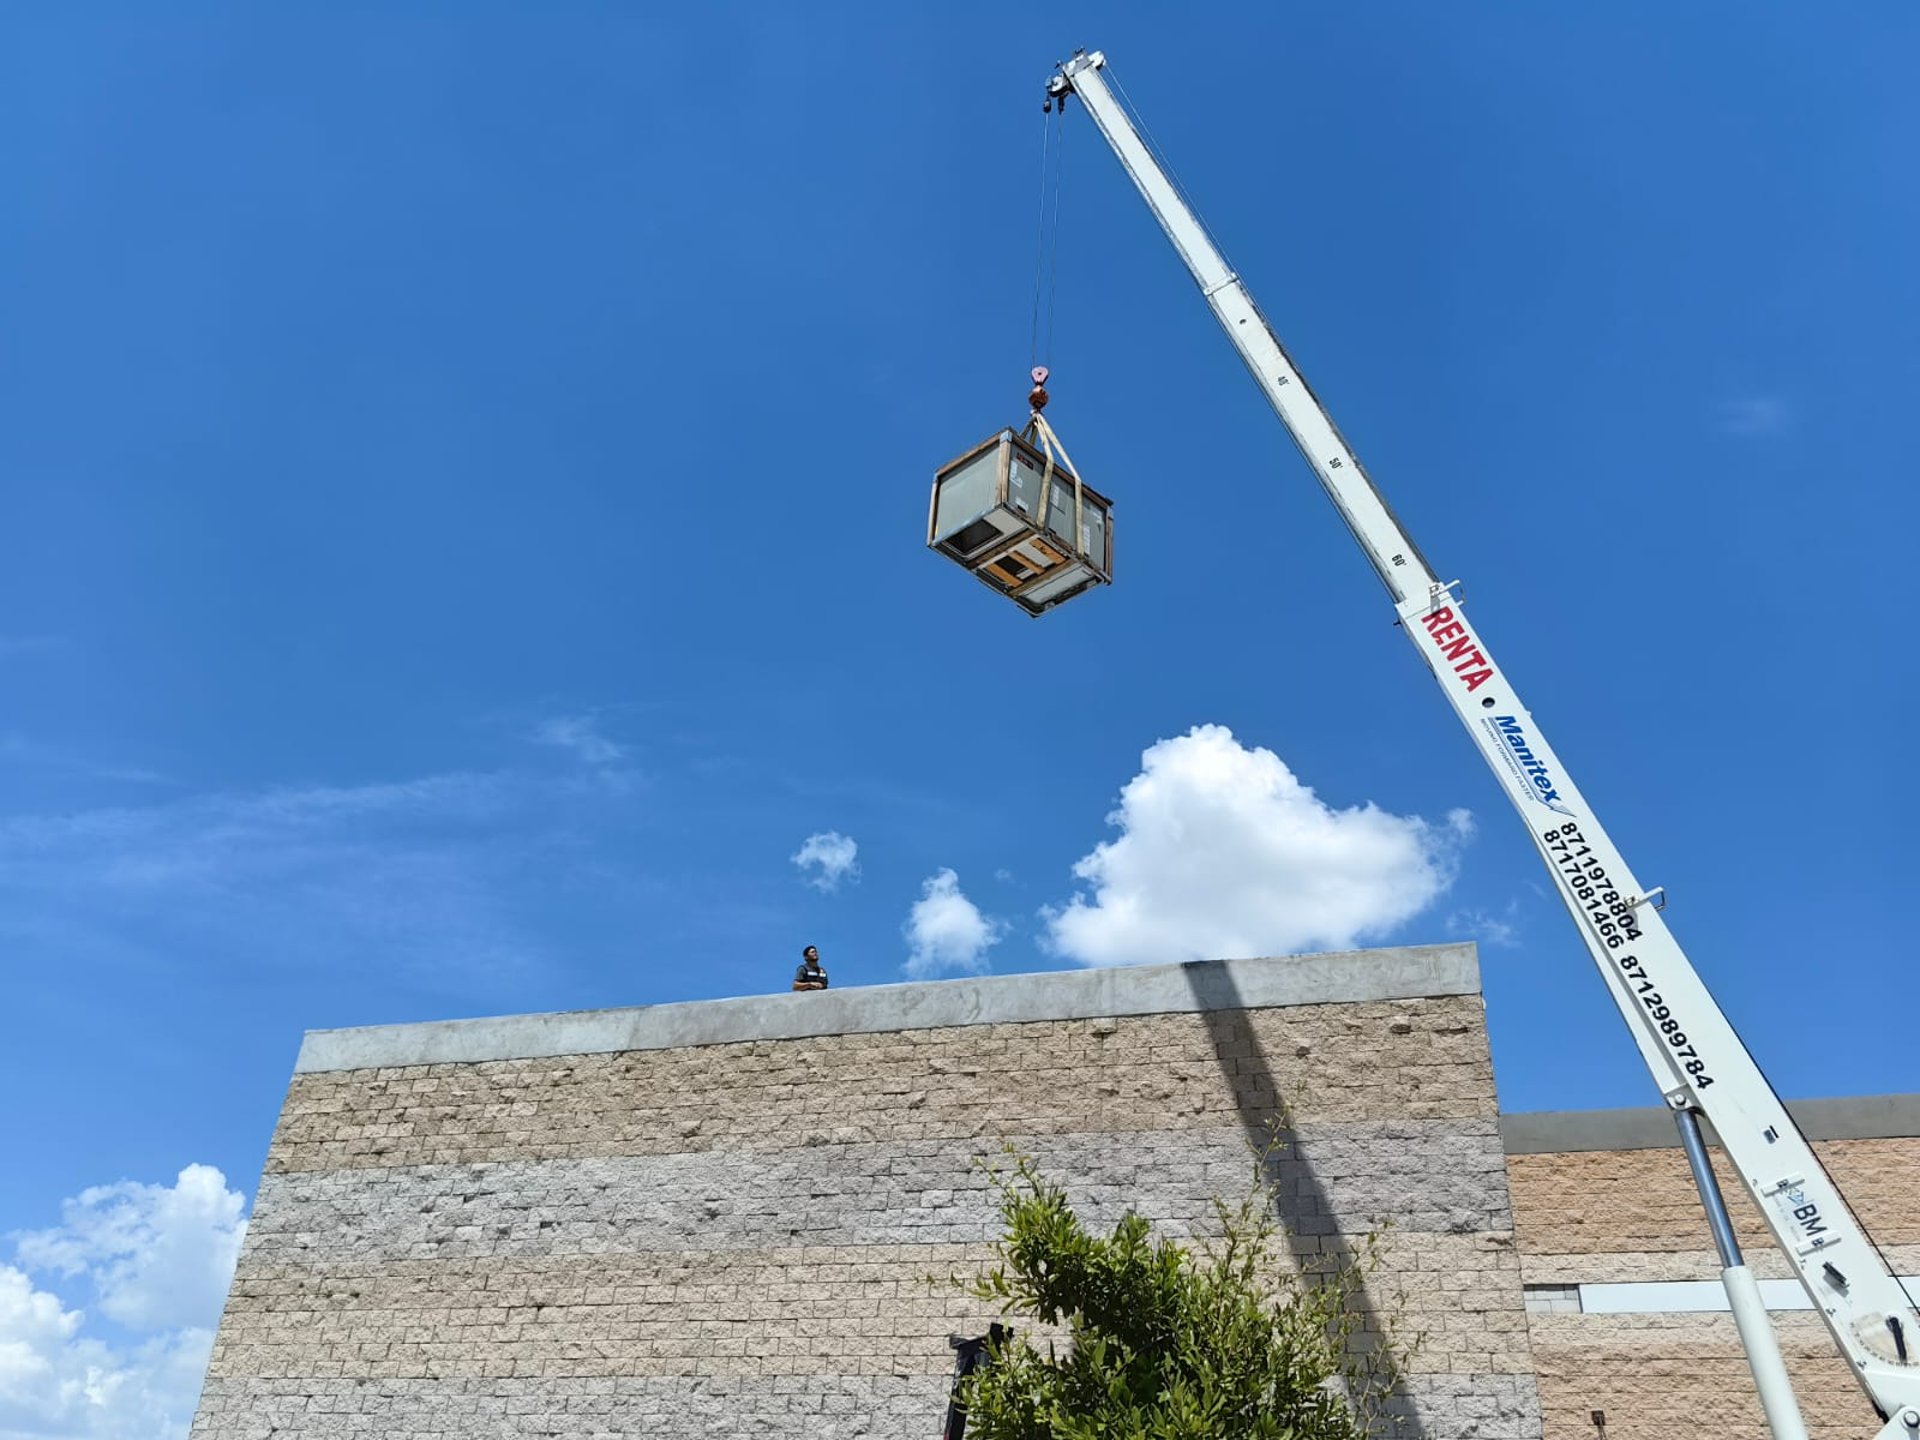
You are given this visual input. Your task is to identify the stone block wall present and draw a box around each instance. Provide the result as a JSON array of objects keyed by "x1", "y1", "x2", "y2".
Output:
[
  {"x1": 1504, "y1": 1099, "x2": 1920, "y2": 1440},
  {"x1": 190, "y1": 944, "x2": 1541, "y2": 1438}
]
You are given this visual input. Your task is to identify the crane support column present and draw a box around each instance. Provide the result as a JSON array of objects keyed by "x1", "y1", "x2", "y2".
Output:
[{"x1": 1676, "y1": 1106, "x2": 1810, "y2": 1440}]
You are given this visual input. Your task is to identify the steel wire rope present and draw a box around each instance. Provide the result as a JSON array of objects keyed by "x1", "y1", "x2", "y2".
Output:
[
  {"x1": 1106, "y1": 58, "x2": 1439, "y2": 593},
  {"x1": 1041, "y1": 99, "x2": 1066, "y2": 367},
  {"x1": 1028, "y1": 104, "x2": 1057, "y2": 369},
  {"x1": 1106, "y1": 62, "x2": 1237, "y2": 278}
]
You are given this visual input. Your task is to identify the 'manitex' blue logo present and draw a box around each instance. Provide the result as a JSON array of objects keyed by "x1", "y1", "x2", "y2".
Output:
[{"x1": 1490, "y1": 716, "x2": 1574, "y2": 816}]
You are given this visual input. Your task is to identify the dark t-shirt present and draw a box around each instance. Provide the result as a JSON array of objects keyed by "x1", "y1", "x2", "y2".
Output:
[{"x1": 794, "y1": 962, "x2": 829, "y2": 988}]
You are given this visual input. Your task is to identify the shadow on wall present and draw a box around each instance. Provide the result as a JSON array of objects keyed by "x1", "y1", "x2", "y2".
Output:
[{"x1": 1179, "y1": 960, "x2": 1424, "y2": 1438}]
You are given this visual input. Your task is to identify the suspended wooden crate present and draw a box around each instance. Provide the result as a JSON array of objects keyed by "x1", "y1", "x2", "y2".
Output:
[{"x1": 927, "y1": 421, "x2": 1112, "y2": 618}]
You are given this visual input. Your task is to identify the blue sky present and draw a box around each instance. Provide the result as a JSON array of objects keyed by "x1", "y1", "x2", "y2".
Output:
[{"x1": 3, "y1": 6, "x2": 1917, "y2": 1433}]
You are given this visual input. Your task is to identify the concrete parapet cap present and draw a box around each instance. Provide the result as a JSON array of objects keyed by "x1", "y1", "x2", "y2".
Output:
[
  {"x1": 1502, "y1": 1092, "x2": 1920, "y2": 1152},
  {"x1": 293, "y1": 943, "x2": 1480, "y2": 1074}
]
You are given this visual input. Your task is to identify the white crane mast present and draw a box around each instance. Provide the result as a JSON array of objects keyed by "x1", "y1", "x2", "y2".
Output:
[{"x1": 1050, "y1": 49, "x2": 1920, "y2": 1439}]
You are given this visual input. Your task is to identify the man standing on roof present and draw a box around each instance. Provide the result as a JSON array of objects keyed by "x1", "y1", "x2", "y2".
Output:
[{"x1": 792, "y1": 945, "x2": 829, "y2": 992}]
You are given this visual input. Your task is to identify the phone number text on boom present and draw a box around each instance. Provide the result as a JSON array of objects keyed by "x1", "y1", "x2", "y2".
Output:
[
  {"x1": 1544, "y1": 823, "x2": 1642, "y2": 949},
  {"x1": 1615, "y1": 952, "x2": 1716, "y2": 1089},
  {"x1": 1544, "y1": 825, "x2": 1713, "y2": 1090}
]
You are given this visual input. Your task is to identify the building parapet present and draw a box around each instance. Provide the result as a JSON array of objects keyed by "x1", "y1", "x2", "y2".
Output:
[
  {"x1": 1502, "y1": 1093, "x2": 1920, "y2": 1153},
  {"x1": 294, "y1": 942, "x2": 1480, "y2": 1073}
]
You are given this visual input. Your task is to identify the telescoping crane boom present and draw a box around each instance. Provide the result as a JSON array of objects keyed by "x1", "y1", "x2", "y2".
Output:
[{"x1": 1047, "y1": 50, "x2": 1920, "y2": 1440}]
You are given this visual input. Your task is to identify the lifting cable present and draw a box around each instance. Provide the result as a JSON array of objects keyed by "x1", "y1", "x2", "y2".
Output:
[
  {"x1": 1106, "y1": 62, "x2": 1229, "y2": 276},
  {"x1": 1028, "y1": 94, "x2": 1067, "y2": 371},
  {"x1": 1025, "y1": 88, "x2": 1083, "y2": 558}
]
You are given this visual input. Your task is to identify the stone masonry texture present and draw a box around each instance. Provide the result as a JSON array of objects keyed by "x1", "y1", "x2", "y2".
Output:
[
  {"x1": 189, "y1": 946, "x2": 1542, "y2": 1439},
  {"x1": 1508, "y1": 1112, "x2": 1920, "y2": 1439}
]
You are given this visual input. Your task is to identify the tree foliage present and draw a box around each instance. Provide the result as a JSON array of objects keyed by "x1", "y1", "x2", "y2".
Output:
[{"x1": 951, "y1": 1152, "x2": 1406, "y2": 1440}]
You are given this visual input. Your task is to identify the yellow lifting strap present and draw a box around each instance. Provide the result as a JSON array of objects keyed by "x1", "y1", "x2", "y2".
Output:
[{"x1": 1020, "y1": 410, "x2": 1086, "y2": 559}]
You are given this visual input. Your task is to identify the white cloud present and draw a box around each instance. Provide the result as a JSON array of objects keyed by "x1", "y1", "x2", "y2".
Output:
[
  {"x1": 15, "y1": 1166, "x2": 246, "y2": 1334},
  {"x1": 0, "y1": 1268, "x2": 213, "y2": 1440},
  {"x1": 0, "y1": 1264, "x2": 81, "y2": 1389},
  {"x1": 904, "y1": 868, "x2": 1001, "y2": 979},
  {"x1": 1446, "y1": 901, "x2": 1522, "y2": 950},
  {"x1": 0, "y1": 770, "x2": 553, "y2": 993},
  {"x1": 529, "y1": 714, "x2": 635, "y2": 787},
  {"x1": 1, "y1": 1166, "x2": 247, "y2": 1440},
  {"x1": 1717, "y1": 395, "x2": 1791, "y2": 438},
  {"x1": 0, "y1": 735, "x2": 170, "y2": 787},
  {"x1": 791, "y1": 831, "x2": 859, "y2": 892},
  {"x1": 531, "y1": 714, "x2": 625, "y2": 766},
  {"x1": 0, "y1": 771, "x2": 512, "y2": 857},
  {"x1": 1043, "y1": 725, "x2": 1471, "y2": 968}
]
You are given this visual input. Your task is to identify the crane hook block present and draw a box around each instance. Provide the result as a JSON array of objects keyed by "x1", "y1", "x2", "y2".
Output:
[
  {"x1": 1028, "y1": 366, "x2": 1050, "y2": 412},
  {"x1": 926, "y1": 404, "x2": 1112, "y2": 618}
]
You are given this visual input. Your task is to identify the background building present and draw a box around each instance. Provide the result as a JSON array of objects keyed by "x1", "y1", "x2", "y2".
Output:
[{"x1": 1507, "y1": 1096, "x2": 1920, "y2": 1439}]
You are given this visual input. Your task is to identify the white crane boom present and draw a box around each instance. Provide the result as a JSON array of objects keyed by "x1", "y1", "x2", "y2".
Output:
[{"x1": 1051, "y1": 49, "x2": 1920, "y2": 1439}]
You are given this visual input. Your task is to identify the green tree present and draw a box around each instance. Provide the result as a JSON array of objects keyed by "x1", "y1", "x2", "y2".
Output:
[{"x1": 950, "y1": 1151, "x2": 1407, "y2": 1440}]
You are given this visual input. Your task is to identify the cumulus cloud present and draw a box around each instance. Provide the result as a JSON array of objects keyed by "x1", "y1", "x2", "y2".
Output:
[
  {"x1": 15, "y1": 1165, "x2": 247, "y2": 1333},
  {"x1": 791, "y1": 831, "x2": 860, "y2": 893},
  {"x1": 904, "y1": 868, "x2": 1001, "y2": 979},
  {"x1": 0, "y1": 1268, "x2": 214, "y2": 1440},
  {"x1": 1044, "y1": 725, "x2": 1471, "y2": 967},
  {"x1": 1, "y1": 1166, "x2": 247, "y2": 1440}
]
